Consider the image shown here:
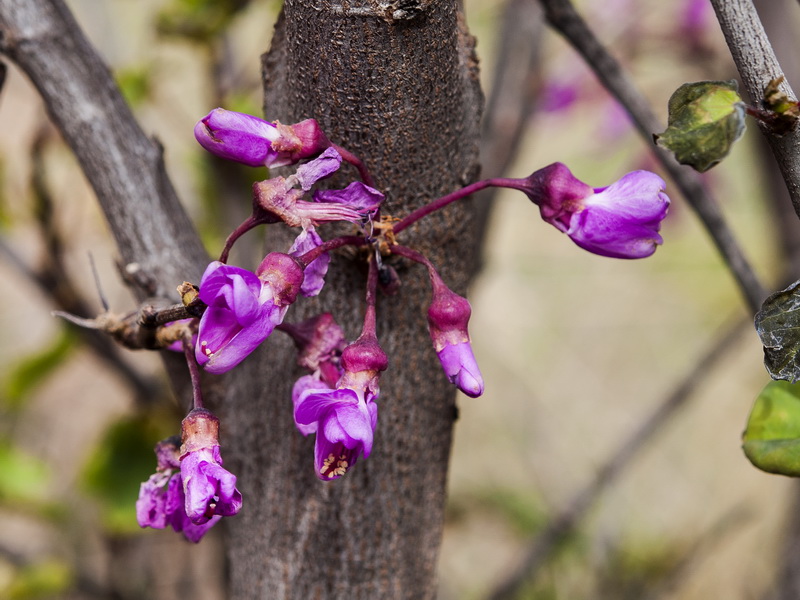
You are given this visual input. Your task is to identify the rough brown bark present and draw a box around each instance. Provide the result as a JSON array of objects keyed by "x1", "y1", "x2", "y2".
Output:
[{"x1": 221, "y1": 1, "x2": 484, "y2": 598}]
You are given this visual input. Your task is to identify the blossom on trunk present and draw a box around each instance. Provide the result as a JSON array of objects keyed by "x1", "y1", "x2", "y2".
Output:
[
  {"x1": 521, "y1": 162, "x2": 670, "y2": 259},
  {"x1": 180, "y1": 409, "x2": 242, "y2": 524},
  {"x1": 293, "y1": 332, "x2": 387, "y2": 480},
  {"x1": 196, "y1": 256, "x2": 303, "y2": 373},
  {"x1": 135, "y1": 437, "x2": 221, "y2": 543},
  {"x1": 427, "y1": 271, "x2": 484, "y2": 398},
  {"x1": 194, "y1": 108, "x2": 329, "y2": 168}
]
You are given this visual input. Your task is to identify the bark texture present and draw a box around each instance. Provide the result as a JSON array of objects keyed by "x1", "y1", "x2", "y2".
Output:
[{"x1": 221, "y1": 1, "x2": 484, "y2": 598}]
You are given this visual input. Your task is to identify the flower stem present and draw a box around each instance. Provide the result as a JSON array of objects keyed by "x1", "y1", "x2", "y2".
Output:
[
  {"x1": 390, "y1": 243, "x2": 445, "y2": 291},
  {"x1": 296, "y1": 235, "x2": 370, "y2": 267},
  {"x1": 393, "y1": 178, "x2": 524, "y2": 234},
  {"x1": 331, "y1": 143, "x2": 376, "y2": 188},
  {"x1": 182, "y1": 332, "x2": 204, "y2": 410},
  {"x1": 219, "y1": 215, "x2": 261, "y2": 263},
  {"x1": 361, "y1": 254, "x2": 379, "y2": 339}
]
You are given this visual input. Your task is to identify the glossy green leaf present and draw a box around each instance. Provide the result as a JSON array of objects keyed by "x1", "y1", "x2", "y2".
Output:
[
  {"x1": 743, "y1": 380, "x2": 800, "y2": 476},
  {"x1": 755, "y1": 280, "x2": 800, "y2": 382},
  {"x1": 654, "y1": 80, "x2": 746, "y2": 172}
]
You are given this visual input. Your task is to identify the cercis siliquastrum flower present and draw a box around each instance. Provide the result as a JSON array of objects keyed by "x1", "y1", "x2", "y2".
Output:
[
  {"x1": 516, "y1": 162, "x2": 670, "y2": 259},
  {"x1": 180, "y1": 408, "x2": 242, "y2": 524},
  {"x1": 391, "y1": 244, "x2": 484, "y2": 398},
  {"x1": 126, "y1": 106, "x2": 678, "y2": 536},
  {"x1": 136, "y1": 423, "x2": 241, "y2": 543},
  {"x1": 291, "y1": 259, "x2": 387, "y2": 480},
  {"x1": 194, "y1": 108, "x2": 330, "y2": 168},
  {"x1": 195, "y1": 253, "x2": 304, "y2": 373}
]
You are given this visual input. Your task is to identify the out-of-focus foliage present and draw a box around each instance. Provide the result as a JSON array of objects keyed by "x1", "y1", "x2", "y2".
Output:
[
  {"x1": 80, "y1": 412, "x2": 174, "y2": 534},
  {"x1": 115, "y1": 67, "x2": 153, "y2": 108},
  {"x1": 0, "y1": 442, "x2": 50, "y2": 506},
  {"x1": 0, "y1": 560, "x2": 72, "y2": 600},
  {"x1": 157, "y1": 0, "x2": 252, "y2": 42},
  {"x1": 2, "y1": 328, "x2": 75, "y2": 412}
]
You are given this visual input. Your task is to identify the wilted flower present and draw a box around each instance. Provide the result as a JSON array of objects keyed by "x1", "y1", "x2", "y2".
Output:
[
  {"x1": 194, "y1": 108, "x2": 329, "y2": 168},
  {"x1": 136, "y1": 437, "x2": 221, "y2": 543},
  {"x1": 520, "y1": 162, "x2": 670, "y2": 259},
  {"x1": 252, "y1": 150, "x2": 384, "y2": 229},
  {"x1": 180, "y1": 409, "x2": 242, "y2": 524}
]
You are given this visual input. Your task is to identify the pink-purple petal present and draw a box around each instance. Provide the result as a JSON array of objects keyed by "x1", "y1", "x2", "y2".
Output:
[
  {"x1": 294, "y1": 147, "x2": 342, "y2": 191},
  {"x1": 289, "y1": 228, "x2": 330, "y2": 297}
]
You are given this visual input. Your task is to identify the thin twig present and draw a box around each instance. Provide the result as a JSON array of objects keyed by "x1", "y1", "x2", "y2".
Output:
[
  {"x1": 710, "y1": 0, "x2": 800, "y2": 222},
  {"x1": 486, "y1": 316, "x2": 749, "y2": 600},
  {"x1": 538, "y1": 0, "x2": 767, "y2": 314}
]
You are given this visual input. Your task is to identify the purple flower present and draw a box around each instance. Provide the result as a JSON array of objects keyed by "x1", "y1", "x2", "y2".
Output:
[
  {"x1": 427, "y1": 272, "x2": 484, "y2": 398},
  {"x1": 194, "y1": 108, "x2": 330, "y2": 168},
  {"x1": 180, "y1": 409, "x2": 242, "y2": 525},
  {"x1": 135, "y1": 437, "x2": 221, "y2": 543},
  {"x1": 293, "y1": 333, "x2": 387, "y2": 480},
  {"x1": 295, "y1": 387, "x2": 378, "y2": 480},
  {"x1": 289, "y1": 227, "x2": 330, "y2": 297},
  {"x1": 195, "y1": 261, "x2": 284, "y2": 373},
  {"x1": 521, "y1": 162, "x2": 670, "y2": 259}
]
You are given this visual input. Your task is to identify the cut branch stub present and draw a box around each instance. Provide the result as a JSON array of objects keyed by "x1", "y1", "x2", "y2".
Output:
[
  {"x1": 743, "y1": 380, "x2": 800, "y2": 477},
  {"x1": 756, "y1": 280, "x2": 800, "y2": 382},
  {"x1": 654, "y1": 80, "x2": 746, "y2": 172}
]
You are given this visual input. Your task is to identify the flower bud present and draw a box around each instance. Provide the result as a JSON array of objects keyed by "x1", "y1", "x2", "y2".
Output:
[
  {"x1": 427, "y1": 276, "x2": 484, "y2": 398},
  {"x1": 521, "y1": 162, "x2": 670, "y2": 259},
  {"x1": 256, "y1": 252, "x2": 305, "y2": 307},
  {"x1": 194, "y1": 108, "x2": 330, "y2": 168}
]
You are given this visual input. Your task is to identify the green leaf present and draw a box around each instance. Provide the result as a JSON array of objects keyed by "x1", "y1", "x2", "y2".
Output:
[
  {"x1": 654, "y1": 80, "x2": 746, "y2": 172},
  {"x1": 755, "y1": 280, "x2": 800, "y2": 382},
  {"x1": 743, "y1": 380, "x2": 800, "y2": 476},
  {"x1": 2, "y1": 328, "x2": 75, "y2": 412}
]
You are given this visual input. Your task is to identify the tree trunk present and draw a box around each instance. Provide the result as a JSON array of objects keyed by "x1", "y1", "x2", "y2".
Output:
[{"x1": 221, "y1": 1, "x2": 484, "y2": 598}]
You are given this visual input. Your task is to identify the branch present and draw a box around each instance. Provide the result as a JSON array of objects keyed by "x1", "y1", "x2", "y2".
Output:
[
  {"x1": 0, "y1": 0, "x2": 208, "y2": 300},
  {"x1": 710, "y1": 0, "x2": 800, "y2": 222},
  {"x1": 486, "y1": 316, "x2": 749, "y2": 600},
  {"x1": 538, "y1": 0, "x2": 767, "y2": 314}
]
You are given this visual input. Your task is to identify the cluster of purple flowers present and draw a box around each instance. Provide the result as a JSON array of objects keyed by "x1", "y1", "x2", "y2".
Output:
[
  {"x1": 137, "y1": 107, "x2": 670, "y2": 542},
  {"x1": 136, "y1": 410, "x2": 242, "y2": 542}
]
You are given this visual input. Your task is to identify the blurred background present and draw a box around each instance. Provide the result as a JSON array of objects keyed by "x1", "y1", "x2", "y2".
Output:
[{"x1": 0, "y1": 0, "x2": 796, "y2": 598}]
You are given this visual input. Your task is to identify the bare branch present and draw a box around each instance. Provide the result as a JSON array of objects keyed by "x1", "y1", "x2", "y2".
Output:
[
  {"x1": 710, "y1": 0, "x2": 800, "y2": 222},
  {"x1": 0, "y1": 0, "x2": 208, "y2": 299},
  {"x1": 538, "y1": 0, "x2": 767, "y2": 314}
]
